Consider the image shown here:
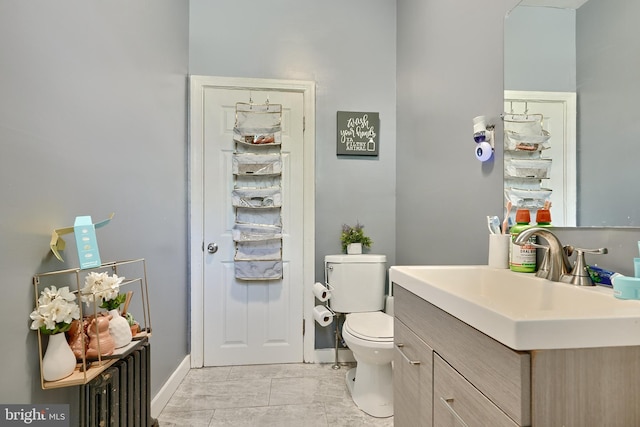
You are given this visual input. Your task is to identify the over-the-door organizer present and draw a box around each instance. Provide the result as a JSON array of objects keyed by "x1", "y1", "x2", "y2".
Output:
[
  {"x1": 232, "y1": 102, "x2": 284, "y2": 280},
  {"x1": 503, "y1": 111, "x2": 553, "y2": 208}
]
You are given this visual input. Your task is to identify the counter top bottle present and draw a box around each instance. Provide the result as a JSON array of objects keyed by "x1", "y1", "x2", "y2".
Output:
[
  {"x1": 536, "y1": 208, "x2": 552, "y2": 227},
  {"x1": 510, "y1": 209, "x2": 536, "y2": 272}
]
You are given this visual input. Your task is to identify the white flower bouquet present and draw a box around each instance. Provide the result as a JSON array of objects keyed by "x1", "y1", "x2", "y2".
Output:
[
  {"x1": 80, "y1": 271, "x2": 126, "y2": 311},
  {"x1": 29, "y1": 286, "x2": 81, "y2": 335}
]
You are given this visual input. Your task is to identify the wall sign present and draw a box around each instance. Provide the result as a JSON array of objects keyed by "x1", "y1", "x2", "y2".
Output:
[{"x1": 337, "y1": 111, "x2": 379, "y2": 156}]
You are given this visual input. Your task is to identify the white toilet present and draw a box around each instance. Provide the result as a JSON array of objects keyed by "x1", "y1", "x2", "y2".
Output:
[{"x1": 325, "y1": 254, "x2": 393, "y2": 418}]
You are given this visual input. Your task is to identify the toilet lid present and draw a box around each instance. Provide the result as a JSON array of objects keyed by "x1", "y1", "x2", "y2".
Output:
[{"x1": 344, "y1": 312, "x2": 393, "y2": 341}]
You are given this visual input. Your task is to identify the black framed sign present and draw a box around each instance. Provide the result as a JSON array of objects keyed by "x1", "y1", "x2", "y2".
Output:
[{"x1": 337, "y1": 111, "x2": 379, "y2": 156}]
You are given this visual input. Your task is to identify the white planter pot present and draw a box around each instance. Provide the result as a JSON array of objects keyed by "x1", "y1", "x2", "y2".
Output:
[
  {"x1": 347, "y1": 243, "x2": 363, "y2": 254},
  {"x1": 109, "y1": 309, "x2": 133, "y2": 348},
  {"x1": 42, "y1": 332, "x2": 76, "y2": 382}
]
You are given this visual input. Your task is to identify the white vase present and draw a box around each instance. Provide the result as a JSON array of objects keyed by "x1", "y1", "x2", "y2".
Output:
[
  {"x1": 42, "y1": 332, "x2": 76, "y2": 382},
  {"x1": 109, "y1": 309, "x2": 133, "y2": 348},
  {"x1": 347, "y1": 243, "x2": 363, "y2": 254}
]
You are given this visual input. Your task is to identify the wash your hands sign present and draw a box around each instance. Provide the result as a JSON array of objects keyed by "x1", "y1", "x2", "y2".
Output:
[{"x1": 337, "y1": 111, "x2": 379, "y2": 156}]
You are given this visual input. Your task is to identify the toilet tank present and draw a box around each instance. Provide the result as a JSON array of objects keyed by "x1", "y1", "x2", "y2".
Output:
[{"x1": 325, "y1": 254, "x2": 387, "y2": 313}]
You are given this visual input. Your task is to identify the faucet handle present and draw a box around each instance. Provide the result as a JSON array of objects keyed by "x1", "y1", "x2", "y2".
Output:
[
  {"x1": 573, "y1": 247, "x2": 608, "y2": 255},
  {"x1": 562, "y1": 247, "x2": 608, "y2": 286}
]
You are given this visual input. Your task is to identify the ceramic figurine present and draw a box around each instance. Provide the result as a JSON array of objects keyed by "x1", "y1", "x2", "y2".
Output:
[
  {"x1": 66, "y1": 318, "x2": 88, "y2": 359},
  {"x1": 86, "y1": 314, "x2": 115, "y2": 358}
]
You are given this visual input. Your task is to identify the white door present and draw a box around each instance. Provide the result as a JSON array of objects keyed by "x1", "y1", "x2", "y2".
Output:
[
  {"x1": 504, "y1": 91, "x2": 576, "y2": 226},
  {"x1": 198, "y1": 85, "x2": 305, "y2": 366}
]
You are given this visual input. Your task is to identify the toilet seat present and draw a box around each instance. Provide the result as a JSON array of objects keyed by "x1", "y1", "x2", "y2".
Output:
[{"x1": 344, "y1": 312, "x2": 393, "y2": 342}]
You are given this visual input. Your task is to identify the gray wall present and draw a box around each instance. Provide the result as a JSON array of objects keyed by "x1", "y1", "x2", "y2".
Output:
[
  {"x1": 395, "y1": 0, "x2": 516, "y2": 265},
  {"x1": 395, "y1": 0, "x2": 640, "y2": 277},
  {"x1": 189, "y1": 0, "x2": 397, "y2": 273},
  {"x1": 549, "y1": 227, "x2": 640, "y2": 278},
  {"x1": 0, "y1": 0, "x2": 189, "y2": 419},
  {"x1": 577, "y1": 0, "x2": 640, "y2": 226},
  {"x1": 504, "y1": 6, "x2": 576, "y2": 92},
  {"x1": 188, "y1": 0, "x2": 397, "y2": 347}
]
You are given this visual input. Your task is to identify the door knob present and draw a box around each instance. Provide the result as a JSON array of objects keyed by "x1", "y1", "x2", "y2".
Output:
[{"x1": 207, "y1": 243, "x2": 219, "y2": 254}]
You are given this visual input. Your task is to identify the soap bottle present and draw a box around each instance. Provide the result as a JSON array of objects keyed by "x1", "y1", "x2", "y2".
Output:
[
  {"x1": 509, "y1": 209, "x2": 536, "y2": 272},
  {"x1": 536, "y1": 208, "x2": 552, "y2": 228}
]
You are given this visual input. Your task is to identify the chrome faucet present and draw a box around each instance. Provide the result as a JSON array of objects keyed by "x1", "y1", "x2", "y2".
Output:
[
  {"x1": 514, "y1": 227, "x2": 572, "y2": 282},
  {"x1": 513, "y1": 227, "x2": 607, "y2": 286}
]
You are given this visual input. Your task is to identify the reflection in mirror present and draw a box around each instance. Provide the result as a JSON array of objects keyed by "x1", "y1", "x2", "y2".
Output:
[
  {"x1": 504, "y1": 0, "x2": 640, "y2": 226},
  {"x1": 503, "y1": 91, "x2": 576, "y2": 226}
]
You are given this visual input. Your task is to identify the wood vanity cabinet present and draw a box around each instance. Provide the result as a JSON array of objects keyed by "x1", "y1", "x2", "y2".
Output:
[
  {"x1": 393, "y1": 318, "x2": 433, "y2": 426},
  {"x1": 393, "y1": 284, "x2": 640, "y2": 427}
]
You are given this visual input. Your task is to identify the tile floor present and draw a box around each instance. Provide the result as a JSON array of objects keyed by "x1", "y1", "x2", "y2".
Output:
[{"x1": 157, "y1": 363, "x2": 394, "y2": 426}]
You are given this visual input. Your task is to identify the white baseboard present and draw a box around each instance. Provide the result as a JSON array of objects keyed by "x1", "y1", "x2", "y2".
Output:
[{"x1": 151, "y1": 355, "x2": 190, "y2": 419}]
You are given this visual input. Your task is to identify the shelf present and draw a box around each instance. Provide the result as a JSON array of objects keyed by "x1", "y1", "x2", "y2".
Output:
[
  {"x1": 33, "y1": 259, "x2": 152, "y2": 389},
  {"x1": 41, "y1": 337, "x2": 151, "y2": 389},
  {"x1": 42, "y1": 360, "x2": 117, "y2": 390}
]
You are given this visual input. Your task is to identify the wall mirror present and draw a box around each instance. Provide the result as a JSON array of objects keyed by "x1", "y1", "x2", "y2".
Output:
[{"x1": 504, "y1": 0, "x2": 640, "y2": 227}]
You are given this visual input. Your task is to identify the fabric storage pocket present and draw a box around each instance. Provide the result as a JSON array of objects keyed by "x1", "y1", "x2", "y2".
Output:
[
  {"x1": 236, "y1": 207, "x2": 282, "y2": 227},
  {"x1": 235, "y1": 239, "x2": 282, "y2": 261},
  {"x1": 234, "y1": 103, "x2": 281, "y2": 132},
  {"x1": 232, "y1": 223, "x2": 282, "y2": 242},
  {"x1": 233, "y1": 153, "x2": 282, "y2": 175},
  {"x1": 503, "y1": 113, "x2": 543, "y2": 134},
  {"x1": 234, "y1": 131, "x2": 282, "y2": 146},
  {"x1": 505, "y1": 158, "x2": 552, "y2": 179},
  {"x1": 235, "y1": 260, "x2": 283, "y2": 281},
  {"x1": 235, "y1": 174, "x2": 280, "y2": 189},
  {"x1": 234, "y1": 103, "x2": 282, "y2": 146},
  {"x1": 505, "y1": 187, "x2": 552, "y2": 209},
  {"x1": 232, "y1": 187, "x2": 282, "y2": 208},
  {"x1": 504, "y1": 130, "x2": 551, "y2": 152}
]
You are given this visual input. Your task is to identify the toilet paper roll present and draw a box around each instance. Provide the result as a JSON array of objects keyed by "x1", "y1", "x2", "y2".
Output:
[
  {"x1": 313, "y1": 305, "x2": 333, "y2": 327},
  {"x1": 312, "y1": 282, "x2": 331, "y2": 302}
]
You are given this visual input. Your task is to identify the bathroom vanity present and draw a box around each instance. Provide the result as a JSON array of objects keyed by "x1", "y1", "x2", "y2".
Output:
[{"x1": 390, "y1": 265, "x2": 640, "y2": 427}]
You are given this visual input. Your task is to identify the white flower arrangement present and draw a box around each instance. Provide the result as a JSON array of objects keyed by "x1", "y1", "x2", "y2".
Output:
[
  {"x1": 80, "y1": 271, "x2": 126, "y2": 311},
  {"x1": 29, "y1": 286, "x2": 81, "y2": 335}
]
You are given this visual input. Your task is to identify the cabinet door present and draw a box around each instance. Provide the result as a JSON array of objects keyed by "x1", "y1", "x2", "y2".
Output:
[
  {"x1": 433, "y1": 354, "x2": 519, "y2": 427},
  {"x1": 394, "y1": 319, "x2": 433, "y2": 427}
]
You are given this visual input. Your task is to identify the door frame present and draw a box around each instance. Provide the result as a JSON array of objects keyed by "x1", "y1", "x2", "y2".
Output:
[{"x1": 188, "y1": 75, "x2": 316, "y2": 367}]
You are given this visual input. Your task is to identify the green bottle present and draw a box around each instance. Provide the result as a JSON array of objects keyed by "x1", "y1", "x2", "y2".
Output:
[
  {"x1": 509, "y1": 209, "x2": 536, "y2": 272},
  {"x1": 536, "y1": 208, "x2": 552, "y2": 228}
]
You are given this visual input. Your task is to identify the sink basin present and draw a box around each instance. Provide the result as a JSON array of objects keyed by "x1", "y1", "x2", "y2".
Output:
[{"x1": 389, "y1": 265, "x2": 640, "y2": 350}]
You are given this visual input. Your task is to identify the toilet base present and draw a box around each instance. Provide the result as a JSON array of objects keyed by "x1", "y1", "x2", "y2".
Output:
[{"x1": 345, "y1": 366, "x2": 393, "y2": 418}]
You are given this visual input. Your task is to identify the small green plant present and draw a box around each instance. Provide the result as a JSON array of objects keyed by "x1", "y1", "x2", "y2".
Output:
[
  {"x1": 125, "y1": 312, "x2": 136, "y2": 327},
  {"x1": 340, "y1": 222, "x2": 373, "y2": 253}
]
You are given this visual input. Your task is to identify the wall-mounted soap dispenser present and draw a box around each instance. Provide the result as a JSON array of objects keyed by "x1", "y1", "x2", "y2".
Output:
[{"x1": 473, "y1": 115, "x2": 495, "y2": 162}]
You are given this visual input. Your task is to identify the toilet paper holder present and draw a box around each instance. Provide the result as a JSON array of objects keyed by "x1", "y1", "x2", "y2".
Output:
[
  {"x1": 323, "y1": 304, "x2": 335, "y2": 316},
  {"x1": 310, "y1": 281, "x2": 342, "y2": 370}
]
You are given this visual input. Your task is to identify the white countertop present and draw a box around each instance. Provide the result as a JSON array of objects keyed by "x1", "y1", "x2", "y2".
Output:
[{"x1": 389, "y1": 265, "x2": 640, "y2": 350}]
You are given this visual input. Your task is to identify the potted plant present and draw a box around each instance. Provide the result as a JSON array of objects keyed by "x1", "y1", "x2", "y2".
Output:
[
  {"x1": 80, "y1": 271, "x2": 132, "y2": 348},
  {"x1": 29, "y1": 285, "x2": 81, "y2": 381},
  {"x1": 125, "y1": 312, "x2": 139, "y2": 336},
  {"x1": 341, "y1": 222, "x2": 373, "y2": 254}
]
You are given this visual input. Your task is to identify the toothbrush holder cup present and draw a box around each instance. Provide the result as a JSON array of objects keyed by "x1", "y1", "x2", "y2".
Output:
[{"x1": 488, "y1": 234, "x2": 511, "y2": 269}]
